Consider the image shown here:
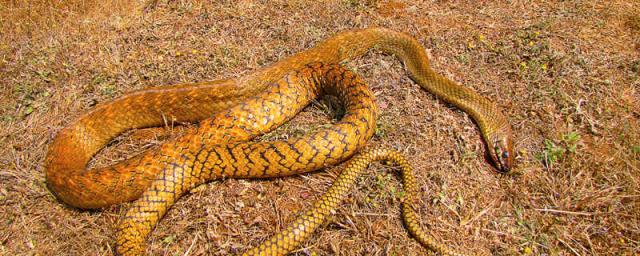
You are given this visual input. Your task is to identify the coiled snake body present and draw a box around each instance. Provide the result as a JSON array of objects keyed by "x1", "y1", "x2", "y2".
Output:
[{"x1": 45, "y1": 28, "x2": 513, "y2": 255}]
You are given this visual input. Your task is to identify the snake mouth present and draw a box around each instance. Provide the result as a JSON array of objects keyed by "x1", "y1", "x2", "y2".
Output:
[
  {"x1": 497, "y1": 154, "x2": 512, "y2": 173},
  {"x1": 484, "y1": 149, "x2": 511, "y2": 173},
  {"x1": 485, "y1": 132, "x2": 513, "y2": 173}
]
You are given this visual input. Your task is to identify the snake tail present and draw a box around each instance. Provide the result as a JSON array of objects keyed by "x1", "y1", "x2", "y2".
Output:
[{"x1": 242, "y1": 148, "x2": 469, "y2": 256}]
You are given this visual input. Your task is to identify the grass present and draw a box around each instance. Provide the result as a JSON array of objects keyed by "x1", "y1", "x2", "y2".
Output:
[{"x1": 1, "y1": 0, "x2": 639, "y2": 255}]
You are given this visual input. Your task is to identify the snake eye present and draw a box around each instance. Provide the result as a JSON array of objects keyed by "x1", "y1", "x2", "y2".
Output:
[{"x1": 502, "y1": 151, "x2": 509, "y2": 159}]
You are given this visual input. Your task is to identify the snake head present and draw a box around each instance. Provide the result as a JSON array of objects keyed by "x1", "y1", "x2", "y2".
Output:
[{"x1": 488, "y1": 130, "x2": 514, "y2": 173}]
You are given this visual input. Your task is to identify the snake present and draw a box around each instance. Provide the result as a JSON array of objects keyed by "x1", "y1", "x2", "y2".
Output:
[{"x1": 45, "y1": 28, "x2": 513, "y2": 255}]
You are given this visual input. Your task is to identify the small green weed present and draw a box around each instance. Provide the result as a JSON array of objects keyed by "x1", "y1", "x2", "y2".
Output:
[
  {"x1": 539, "y1": 131, "x2": 581, "y2": 168},
  {"x1": 562, "y1": 131, "x2": 580, "y2": 153}
]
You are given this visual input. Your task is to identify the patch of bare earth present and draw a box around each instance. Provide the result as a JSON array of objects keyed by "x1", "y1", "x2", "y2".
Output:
[{"x1": 1, "y1": 0, "x2": 638, "y2": 255}]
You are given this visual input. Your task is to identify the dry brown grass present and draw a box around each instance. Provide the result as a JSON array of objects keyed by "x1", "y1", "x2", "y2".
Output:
[{"x1": 1, "y1": 0, "x2": 639, "y2": 255}]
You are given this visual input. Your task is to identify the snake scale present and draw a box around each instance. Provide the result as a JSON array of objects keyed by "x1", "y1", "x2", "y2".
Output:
[{"x1": 45, "y1": 28, "x2": 513, "y2": 255}]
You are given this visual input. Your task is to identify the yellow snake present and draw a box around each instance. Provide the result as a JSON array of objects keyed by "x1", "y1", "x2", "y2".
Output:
[{"x1": 45, "y1": 28, "x2": 513, "y2": 255}]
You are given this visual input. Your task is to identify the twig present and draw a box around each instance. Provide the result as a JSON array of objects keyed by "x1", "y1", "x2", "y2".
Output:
[
  {"x1": 558, "y1": 238, "x2": 582, "y2": 256},
  {"x1": 534, "y1": 208, "x2": 594, "y2": 216},
  {"x1": 183, "y1": 233, "x2": 199, "y2": 256},
  {"x1": 352, "y1": 212, "x2": 394, "y2": 217},
  {"x1": 461, "y1": 198, "x2": 499, "y2": 226},
  {"x1": 481, "y1": 228, "x2": 549, "y2": 249}
]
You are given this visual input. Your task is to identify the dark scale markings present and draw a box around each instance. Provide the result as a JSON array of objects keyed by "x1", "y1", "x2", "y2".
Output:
[{"x1": 191, "y1": 146, "x2": 207, "y2": 182}]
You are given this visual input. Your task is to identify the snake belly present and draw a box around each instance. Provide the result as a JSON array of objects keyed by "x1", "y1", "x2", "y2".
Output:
[{"x1": 45, "y1": 28, "x2": 514, "y2": 256}]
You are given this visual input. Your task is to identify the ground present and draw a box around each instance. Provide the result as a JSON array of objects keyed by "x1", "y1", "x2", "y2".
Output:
[{"x1": 1, "y1": 0, "x2": 639, "y2": 255}]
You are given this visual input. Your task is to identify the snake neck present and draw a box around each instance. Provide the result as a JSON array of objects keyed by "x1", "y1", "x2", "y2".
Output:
[{"x1": 241, "y1": 27, "x2": 509, "y2": 139}]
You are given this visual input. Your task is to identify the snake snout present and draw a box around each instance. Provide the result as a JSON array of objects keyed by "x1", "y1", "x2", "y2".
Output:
[{"x1": 490, "y1": 133, "x2": 513, "y2": 173}]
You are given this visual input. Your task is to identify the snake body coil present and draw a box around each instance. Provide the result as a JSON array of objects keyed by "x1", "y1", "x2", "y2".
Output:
[{"x1": 45, "y1": 28, "x2": 513, "y2": 255}]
